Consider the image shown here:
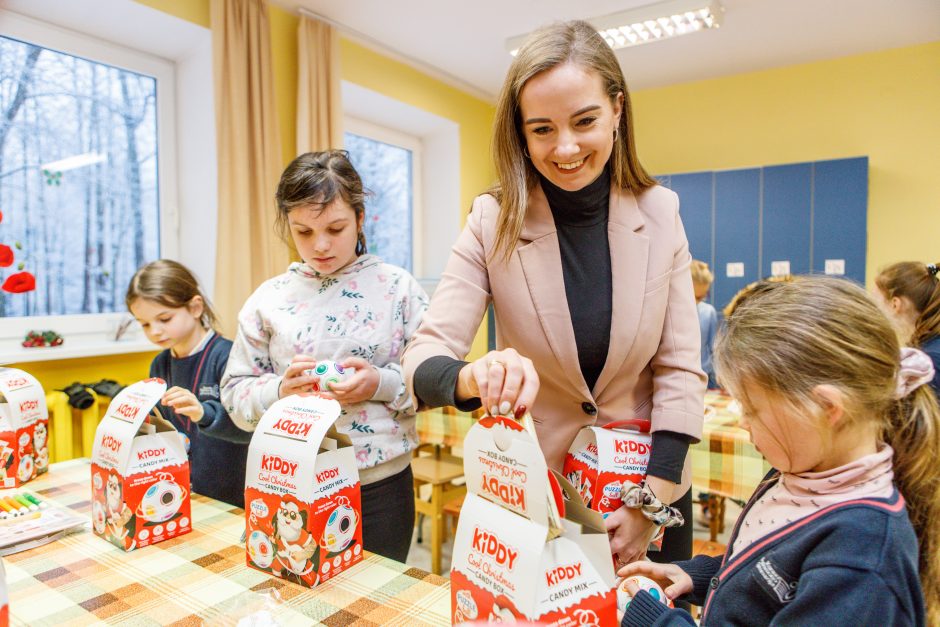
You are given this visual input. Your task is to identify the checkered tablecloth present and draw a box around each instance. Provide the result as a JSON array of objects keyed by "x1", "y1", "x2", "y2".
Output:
[
  {"x1": 415, "y1": 408, "x2": 477, "y2": 448},
  {"x1": 3, "y1": 459, "x2": 450, "y2": 626},
  {"x1": 691, "y1": 392, "x2": 771, "y2": 502}
]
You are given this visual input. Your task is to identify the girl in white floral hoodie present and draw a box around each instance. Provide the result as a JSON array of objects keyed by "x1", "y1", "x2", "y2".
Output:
[{"x1": 221, "y1": 150, "x2": 429, "y2": 562}]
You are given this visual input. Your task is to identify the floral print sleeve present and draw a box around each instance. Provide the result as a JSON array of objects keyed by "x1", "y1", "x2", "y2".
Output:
[
  {"x1": 370, "y1": 273, "x2": 430, "y2": 412},
  {"x1": 220, "y1": 291, "x2": 281, "y2": 431}
]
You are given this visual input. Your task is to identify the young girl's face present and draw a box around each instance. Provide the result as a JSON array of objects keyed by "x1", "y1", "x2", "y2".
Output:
[
  {"x1": 737, "y1": 382, "x2": 826, "y2": 473},
  {"x1": 872, "y1": 287, "x2": 916, "y2": 342},
  {"x1": 289, "y1": 198, "x2": 362, "y2": 276},
  {"x1": 130, "y1": 297, "x2": 205, "y2": 357}
]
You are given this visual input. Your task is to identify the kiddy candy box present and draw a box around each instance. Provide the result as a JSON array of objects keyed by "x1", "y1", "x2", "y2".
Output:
[
  {"x1": 90, "y1": 378, "x2": 191, "y2": 551},
  {"x1": 450, "y1": 414, "x2": 617, "y2": 625},
  {"x1": 244, "y1": 393, "x2": 362, "y2": 588},
  {"x1": 0, "y1": 368, "x2": 50, "y2": 487},
  {"x1": 563, "y1": 419, "x2": 652, "y2": 517}
]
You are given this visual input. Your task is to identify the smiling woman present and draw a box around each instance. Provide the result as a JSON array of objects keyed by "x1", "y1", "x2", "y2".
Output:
[{"x1": 403, "y1": 19, "x2": 705, "y2": 579}]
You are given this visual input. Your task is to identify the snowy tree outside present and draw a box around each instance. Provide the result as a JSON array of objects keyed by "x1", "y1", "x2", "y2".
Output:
[
  {"x1": 0, "y1": 35, "x2": 160, "y2": 317},
  {"x1": 344, "y1": 132, "x2": 413, "y2": 272}
]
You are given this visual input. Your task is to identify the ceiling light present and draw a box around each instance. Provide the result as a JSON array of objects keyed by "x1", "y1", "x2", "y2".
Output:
[{"x1": 507, "y1": 0, "x2": 723, "y2": 55}]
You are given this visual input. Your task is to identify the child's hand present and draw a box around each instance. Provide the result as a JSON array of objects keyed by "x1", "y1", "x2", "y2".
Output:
[
  {"x1": 279, "y1": 354, "x2": 319, "y2": 398},
  {"x1": 617, "y1": 560, "x2": 694, "y2": 601},
  {"x1": 326, "y1": 357, "x2": 379, "y2": 405},
  {"x1": 162, "y1": 387, "x2": 205, "y2": 423}
]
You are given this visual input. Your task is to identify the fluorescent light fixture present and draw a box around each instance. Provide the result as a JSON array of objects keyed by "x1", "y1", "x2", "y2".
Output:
[
  {"x1": 507, "y1": 0, "x2": 723, "y2": 55},
  {"x1": 40, "y1": 152, "x2": 106, "y2": 173}
]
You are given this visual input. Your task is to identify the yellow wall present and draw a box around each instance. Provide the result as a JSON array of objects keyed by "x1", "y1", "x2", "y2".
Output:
[
  {"x1": 632, "y1": 41, "x2": 940, "y2": 286},
  {"x1": 14, "y1": 0, "x2": 495, "y2": 389}
]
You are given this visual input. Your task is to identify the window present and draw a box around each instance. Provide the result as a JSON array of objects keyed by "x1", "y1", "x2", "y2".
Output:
[
  {"x1": 0, "y1": 34, "x2": 160, "y2": 318},
  {"x1": 344, "y1": 119, "x2": 422, "y2": 273}
]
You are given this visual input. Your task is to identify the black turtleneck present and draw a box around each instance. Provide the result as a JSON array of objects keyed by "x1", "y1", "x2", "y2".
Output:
[
  {"x1": 413, "y1": 167, "x2": 691, "y2": 485},
  {"x1": 540, "y1": 168, "x2": 612, "y2": 393}
]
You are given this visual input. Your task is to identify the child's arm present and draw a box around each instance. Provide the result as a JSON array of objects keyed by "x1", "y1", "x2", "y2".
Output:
[
  {"x1": 375, "y1": 275, "x2": 430, "y2": 412},
  {"x1": 195, "y1": 343, "x2": 253, "y2": 444},
  {"x1": 220, "y1": 303, "x2": 281, "y2": 432}
]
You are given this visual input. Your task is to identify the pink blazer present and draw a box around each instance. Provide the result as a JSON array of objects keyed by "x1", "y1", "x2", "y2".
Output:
[{"x1": 403, "y1": 182, "x2": 705, "y2": 493}]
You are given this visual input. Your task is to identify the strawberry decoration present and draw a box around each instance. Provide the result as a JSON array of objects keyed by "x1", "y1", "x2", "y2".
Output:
[{"x1": 21, "y1": 330, "x2": 64, "y2": 348}]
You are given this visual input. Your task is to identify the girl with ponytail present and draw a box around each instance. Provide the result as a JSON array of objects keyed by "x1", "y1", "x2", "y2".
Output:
[
  {"x1": 221, "y1": 150, "x2": 429, "y2": 562},
  {"x1": 875, "y1": 261, "x2": 940, "y2": 394},
  {"x1": 619, "y1": 276, "x2": 935, "y2": 626}
]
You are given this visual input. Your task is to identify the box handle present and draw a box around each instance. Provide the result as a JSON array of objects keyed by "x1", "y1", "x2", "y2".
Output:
[{"x1": 602, "y1": 419, "x2": 651, "y2": 433}]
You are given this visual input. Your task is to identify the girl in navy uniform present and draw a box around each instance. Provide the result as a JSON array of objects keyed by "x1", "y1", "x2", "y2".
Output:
[
  {"x1": 127, "y1": 259, "x2": 250, "y2": 508},
  {"x1": 619, "y1": 277, "x2": 937, "y2": 626}
]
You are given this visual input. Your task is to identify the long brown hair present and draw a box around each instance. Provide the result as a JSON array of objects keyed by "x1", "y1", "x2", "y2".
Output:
[
  {"x1": 275, "y1": 150, "x2": 368, "y2": 256},
  {"x1": 715, "y1": 276, "x2": 940, "y2": 623},
  {"x1": 489, "y1": 20, "x2": 655, "y2": 262},
  {"x1": 875, "y1": 261, "x2": 940, "y2": 346},
  {"x1": 125, "y1": 259, "x2": 218, "y2": 330}
]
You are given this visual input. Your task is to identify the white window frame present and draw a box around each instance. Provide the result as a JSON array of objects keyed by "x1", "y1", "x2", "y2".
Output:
[
  {"x1": 344, "y1": 116, "x2": 424, "y2": 274},
  {"x1": 0, "y1": 1, "x2": 216, "y2": 364},
  {"x1": 341, "y1": 81, "x2": 461, "y2": 295}
]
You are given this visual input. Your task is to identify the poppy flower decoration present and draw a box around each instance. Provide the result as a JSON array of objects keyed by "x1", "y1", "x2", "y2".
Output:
[
  {"x1": 0, "y1": 244, "x2": 12, "y2": 268},
  {"x1": 2, "y1": 271, "x2": 35, "y2": 294}
]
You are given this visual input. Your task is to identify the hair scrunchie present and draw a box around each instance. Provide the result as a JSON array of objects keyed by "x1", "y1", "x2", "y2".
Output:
[
  {"x1": 896, "y1": 347, "x2": 936, "y2": 399},
  {"x1": 927, "y1": 263, "x2": 939, "y2": 278}
]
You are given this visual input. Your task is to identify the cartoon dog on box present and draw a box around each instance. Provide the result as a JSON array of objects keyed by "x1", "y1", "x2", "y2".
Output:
[{"x1": 272, "y1": 495, "x2": 319, "y2": 586}]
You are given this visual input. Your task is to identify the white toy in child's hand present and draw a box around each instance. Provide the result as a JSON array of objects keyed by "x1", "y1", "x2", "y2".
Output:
[
  {"x1": 304, "y1": 361, "x2": 355, "y2": 392},
  {"x1": 617, "y1": 575, "x2": 675, "y2": 613}
]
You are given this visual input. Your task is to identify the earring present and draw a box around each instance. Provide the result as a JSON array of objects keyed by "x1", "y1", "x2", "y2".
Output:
[
  {"x1": 613, "y1": 127, "x2": 619, "y2": 140},
  {"x1": 523, "y1": 146, "x2": 531, "y2": 159}
]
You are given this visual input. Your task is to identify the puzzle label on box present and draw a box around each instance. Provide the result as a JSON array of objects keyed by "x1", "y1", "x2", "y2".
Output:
[
  {"x1": 90, "y1": 378, "x2": 191, "y2": 551},
  {"x1": 0, "y1": 368, "x2": 50, "y2": 487},
  {"x1": 244, "y1": 393, "x2": 362, "y2": 588}
]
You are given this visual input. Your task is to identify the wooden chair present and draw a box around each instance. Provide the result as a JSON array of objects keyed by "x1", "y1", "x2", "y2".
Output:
[{"x1": 412, "y1": 455, "x2": 466, "y2": 575}]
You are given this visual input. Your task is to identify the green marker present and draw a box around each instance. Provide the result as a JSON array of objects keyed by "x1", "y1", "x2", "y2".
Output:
[
  {"x1": 23, "y1": 492, "x2": 46, "y2": 509},
  {"x1": 13, "y1": 494, "x2": 37, "y2": 511}
]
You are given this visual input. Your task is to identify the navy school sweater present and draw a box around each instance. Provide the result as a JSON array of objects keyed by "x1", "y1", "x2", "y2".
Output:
[
  {"x1": 150, "y1": 334, "x2": 251, "y2": 508},
  {"x1": 622, "y1": 472, "x2": 925, "y2": 626}
]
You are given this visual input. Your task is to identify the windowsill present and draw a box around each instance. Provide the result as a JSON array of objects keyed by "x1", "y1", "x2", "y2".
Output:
[{"x1": 0, "y1": 336, "x2": 156, "y2": 365}]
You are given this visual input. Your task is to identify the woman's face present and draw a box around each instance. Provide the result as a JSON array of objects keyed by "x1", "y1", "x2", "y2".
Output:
[
  {"x1": 518, "y1": 62, "x2": 622, "y2": 192},
  {"x1": 288, "y1": 198, "x2": 362, "y2": 275}
]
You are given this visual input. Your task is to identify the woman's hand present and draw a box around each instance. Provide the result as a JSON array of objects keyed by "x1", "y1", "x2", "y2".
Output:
[
  {"x1": 327, "y1": 357, "x2": 380, "y2": 404},
  {"x1": 606, "y1": 476, "x2": 679, "y2": 566},
  {"x1": 617, "y1": 560, "x2": 694, "y2": 601},
  {"x1": 605, "y1": 505, "x2": 658, "y2": 566},
  {"x1": 162, "y1": 386, "x2": 205, "y2": 423},
  {"x1": 456, "y1": 348, "x2": 540, "y2": 416},
  {"x1": 278, "y1": 354, "x2": 319, "y2": 398}
]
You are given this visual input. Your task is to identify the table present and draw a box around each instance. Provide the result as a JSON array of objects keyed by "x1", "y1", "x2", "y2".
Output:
[{"x1": 3, "y1": 459, "x2": 450, "y2": 626}]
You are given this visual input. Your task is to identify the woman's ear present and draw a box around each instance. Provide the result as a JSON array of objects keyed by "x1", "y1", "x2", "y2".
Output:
[
  {"x1": 812, "y1": 384, "x2": 845, "y2": 426},
  {"x1": 614, "y1": 91, "x2": 624, "y2": 127}
]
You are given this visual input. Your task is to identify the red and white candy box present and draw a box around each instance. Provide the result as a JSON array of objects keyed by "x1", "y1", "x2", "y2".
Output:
[
  {"x1": 90, "y1": 378, "x2": 191, "y2": 551},
  {"x1": 563, "y1": 419, "x2": 652, "y2": 518},
  {"x1": 450, "y1": 415, "x2": 616, "y2": 625},
  {"x1": 0, "y1": 368, "x2": 50, "y2": 487},
  {"x1": 244, "y1": 393, "x2": 362, "y2": 588}
]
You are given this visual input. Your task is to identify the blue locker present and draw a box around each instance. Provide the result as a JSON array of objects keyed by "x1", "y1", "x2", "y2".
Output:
[
  {"x1": 714, "y1": 169, "x2": 761, "y2": 313},
  {"x1": 812, "y1": 157, "x2": 868, "y2": 285},
  {"x1": 668, "y1": 173, "x2": 715, "y2": 298},
  {"x1": 761, "y1": 163, "x2": 812, "y2": 278}
]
